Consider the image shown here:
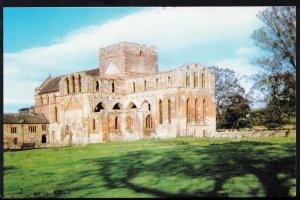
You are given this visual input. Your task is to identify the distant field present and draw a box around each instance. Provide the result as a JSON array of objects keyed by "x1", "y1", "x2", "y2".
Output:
[{"x1": 4, "y1": 136, "x2": 296, "y2": 197}]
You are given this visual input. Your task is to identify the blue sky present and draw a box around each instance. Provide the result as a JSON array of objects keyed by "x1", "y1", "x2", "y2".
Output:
[{"x1": 4, "y1": 7, "x2": 265, "y2": 113}]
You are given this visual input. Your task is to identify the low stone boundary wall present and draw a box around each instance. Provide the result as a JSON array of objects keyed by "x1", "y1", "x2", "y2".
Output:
[{"x1": 210, "y1": 129, "x2": 296, "y2": 138}]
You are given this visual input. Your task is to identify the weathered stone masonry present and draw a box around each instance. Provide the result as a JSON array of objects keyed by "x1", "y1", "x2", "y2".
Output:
[{"x1": 33, "y1": 42, "x2": 216, "y2": 146}]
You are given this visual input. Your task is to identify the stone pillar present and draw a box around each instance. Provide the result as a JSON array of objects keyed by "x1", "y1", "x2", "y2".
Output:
[{"x1": 190, "y1": 69, "x2": 194, "y2": 88}]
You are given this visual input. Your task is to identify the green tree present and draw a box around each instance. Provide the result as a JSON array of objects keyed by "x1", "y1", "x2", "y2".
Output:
[
  {"x1": 219, "y1": 94, "x2": 251, "y2": 130},
  {"x1": 251, "y1": 6, "x2": 296, "y2": 127},
  {"x1": 209, "y1": 66, "x2": 252, "y2": 129}
]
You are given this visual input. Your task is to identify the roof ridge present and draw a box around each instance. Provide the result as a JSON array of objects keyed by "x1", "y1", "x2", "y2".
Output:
[{"x1": 39, "y1": 75, "x2": 52, "y2": 90}]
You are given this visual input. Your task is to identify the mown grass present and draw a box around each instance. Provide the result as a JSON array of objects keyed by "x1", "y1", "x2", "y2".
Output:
[{"x1": 4, "y1": 136, "x2": 296, "y2": 198}]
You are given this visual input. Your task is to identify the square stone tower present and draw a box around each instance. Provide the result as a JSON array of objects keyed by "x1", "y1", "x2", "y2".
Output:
[{"x1": 99, "y1": 42, "x2": 158, "y2": 77}]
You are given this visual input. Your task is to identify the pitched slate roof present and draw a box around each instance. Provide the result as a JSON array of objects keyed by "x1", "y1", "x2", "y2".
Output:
[
  {"x1": 39, "y1": 76, "x2": 62, "y2": 93},
  {"x1": 3, "y1": 113, "x2": 49, "y2": 124},
  {"x1": 84, "y1": 68, "x2": 99, "y2": 76}
]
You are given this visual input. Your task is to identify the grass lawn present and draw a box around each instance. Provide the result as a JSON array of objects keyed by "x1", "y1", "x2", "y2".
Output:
[{"x1": 4, "y1": 136, "x2": 296, "y2": 198}]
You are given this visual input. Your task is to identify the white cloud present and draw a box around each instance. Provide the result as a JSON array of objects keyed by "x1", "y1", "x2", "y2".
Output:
[
  {"x1": 4, "y1": 80, "x2": 39, "y2": 105},
  {"x1": 206, "y1": 58, "x2": 260, "y2": 94},
  {"x1": 208, "y1": 58, "x2": 259, "y2": 76},
  {"x1": 4, "y1": 7, "x2": 264, "y2": 112}
]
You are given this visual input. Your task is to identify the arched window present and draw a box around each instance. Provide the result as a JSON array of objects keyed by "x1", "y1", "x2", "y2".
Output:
[
  {"x1": 141, "y1": 101, "x2": 150, "y2": 111},
  {"x1": 168, "y1": 99, "x2": 171, "y2": 123},
  {"x1": 92, "y1": 118, "x2": 96, "y2": 131},
  {"x1": 186, "y1": 73, "x2": 190, "y2": 87},
  {"x1": 195, "y1": 99, "x2": 198, "y2": 123},
  {"x1": 159, "y1": 100, "x2": 162, "y2": 124},
  {"x1": 133, "y1": 82, "x2": 135, "y2": 93},
  {"x1": 146, "y1": 115, "x2": 152, "y2": 129},
  {"x1": 78, "y1": 75, "x2": 81, "y2": 92},
  {"x1": 144, "y1": 80, "x2": 147, "y2": 91},
  {"x1": 156, "y1": 78, "x2": 158, "y2": 87},
  {"x1": 113, "y1": 103, "x2": 121, "y2": 110},
  {"x1": 115, "y1": 116, "x2": 118, "y2": 130},
  {"x1": 194, "y1": 72, "x2": 198, "y2": 87},
  {"x1": 126, "y1": 116, "x2": 132, "y2": 131},
  {"x1": 168, "y1": 76, "x2": 171, "y2": 87},
  {"x1": 65, "y1": 78, "x2": 69, "y2": 94},
  {"x1": 94, "y1": 102, "x2": 104, "y2": 112},
  {"x1": 112, "y1": 81, "x2": 115, "y2": 93},
  {"x1": 14, "y1": 138, "x2": 18, "y2": 145},
  {"x1": 203, "y1": 99, "x2": 206, "y2": 124},
  {"x1": 96, "y1": 81, "x2": 99, "y2": 92},
  {"x1": 186, "y1": 98, "x2": 189, "y2": 123},
  {"x1": 71, "y1": 75, "x2": 75, "y2": 94},
  {"x1": 140, "y1": 51, "x2": 142, "y2": 56}
]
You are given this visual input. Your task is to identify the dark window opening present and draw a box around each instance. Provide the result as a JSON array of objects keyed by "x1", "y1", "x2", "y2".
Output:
[
  {"x1": 29, "y1": 126, "x2": 37, "y2": 133},
  {"x1": 168, "y1": 99, "x2": 171, "y2": 123},
  {"x1": 96, "y1": 81, "x2": 99, "y2": 92},
  {"x1": 203, "y1": 99, "x2": 206, "y2": 124},
  {"x1": 92, "y1": 118, "x2": 96, "y2": 130},
  {"x1": 14, "y1": 138, "x2": 18, "y2": 145},
  {"x1": 71, "y1": 76, "x2": 75, "y2": 94},
  {"x1": 42, "y1": 135, "x2": 47, "y2": 144},
  {"x1": 159, "y1": 100, "x2": 162, "y2": 124},
  {"x1": 140, "y1": 51, "x2": 142, "y2": 56},
  {"x1": 115, "y1": 117, "x2": 118, "y2": 130},
  {"x1": 195, "y1": 99, "x2": 198, "y2": 122},
  {"x1": 113, "y1": 103, "x2": 121, "y2": 110},
  {"x1": 146, "y1": 115, "x2": 152, "y2": 129},
  {"x1": 65, "y1": 78, "x2": 69, "y2": 94},
  {"x1": 95, "y1": 102, "x2": 104, "y2": 112},
  {"x1": 78, "y1": 75, "x2": 81, "y2": 92},
  {"x1": 129, "y1": 102, "x2": 137, "y2": 109},
  {"x1": 186, "y1": 98, "x2": 189, "y2": 123},
  {"x1": 112, "y1": 82, "x2": 115, "y2": 93},
  {"x1": 133, "y1": 82, "x2": 135, "y2": 93},
  {"x1": 186, "y1": 74, "x2": 190, "y2": 87},
  {"x1": 11, "y1": 127, "x2": 17, "y2": 133}
]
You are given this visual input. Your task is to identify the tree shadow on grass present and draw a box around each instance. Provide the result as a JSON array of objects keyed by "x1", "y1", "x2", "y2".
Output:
[
  {"x1": 54, "y1": 140, "x2": 296, "y2": 197},
  {"x1": 3, "y1": 166, "x2": 18, "y2": 176}
]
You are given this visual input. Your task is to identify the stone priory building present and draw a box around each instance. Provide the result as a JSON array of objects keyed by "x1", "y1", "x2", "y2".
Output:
[{"x1": 33, "y1": 42, "x2": 216, "y2": 146}]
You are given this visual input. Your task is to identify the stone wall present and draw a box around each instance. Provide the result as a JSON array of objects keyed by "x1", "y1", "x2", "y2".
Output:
[
  {"x1": 33, "y1": 43, "x2": 217, "y2": 147},
  {"x1": 4, "y1": 124, "x2": 49, "y2": 149},
  {"x1": 99, "y1": 42, "x2": 158, "y2": 77},
  {"x1": 209, "y1": 129, "x2": 296, "y2": 138},
  {"x1": 34, "y1": 64, "x2": 217, "y2": 147}
]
